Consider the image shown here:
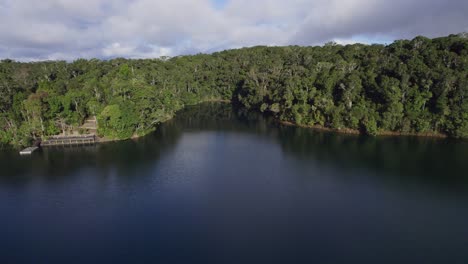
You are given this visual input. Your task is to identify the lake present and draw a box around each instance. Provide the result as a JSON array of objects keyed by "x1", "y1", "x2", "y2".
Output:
[{"x1": 1, "y1": 103, "x2": 467, "y2": 263}]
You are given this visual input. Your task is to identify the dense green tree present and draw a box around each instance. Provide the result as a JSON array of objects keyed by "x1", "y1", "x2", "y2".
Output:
[{"x1": 0, "y1": 34, "x2": 467, "y2": 146}]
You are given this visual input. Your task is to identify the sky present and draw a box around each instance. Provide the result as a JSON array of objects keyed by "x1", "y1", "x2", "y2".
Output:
[{"x1": 0, "y1": 0, "x2": 467, "y2": 61}]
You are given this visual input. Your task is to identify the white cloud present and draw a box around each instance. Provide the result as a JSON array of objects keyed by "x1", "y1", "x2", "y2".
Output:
[
  {"x1": 102, "y1": 42, "x2": 173, "y2": 58},
  {"x1": 0, "y1": 0, "x2": 467, "y2": 61}
]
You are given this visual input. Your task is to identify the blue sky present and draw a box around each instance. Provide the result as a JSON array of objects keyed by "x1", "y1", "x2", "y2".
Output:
[
  {"x1": 211, "y1": 0, "x2": 228, "y2": 10},
  {"x1": 0, "y1": 0, "x2": 467, "y2": 61}
]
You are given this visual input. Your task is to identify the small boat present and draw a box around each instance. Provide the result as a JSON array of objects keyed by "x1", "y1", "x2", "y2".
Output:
[{"x1": 19, "y1": 147, "x2": 39, "y2": 155}]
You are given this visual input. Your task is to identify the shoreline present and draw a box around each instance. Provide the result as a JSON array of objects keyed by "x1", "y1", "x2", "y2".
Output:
[
  {"x1": 279, "y1": 120, "x2": 448, "y2": 139},
  {"x1": 12, "y1": 100, "x2": 453, "y2": 149},
  {"x1": 95, "y1": 99, "x2": 232, "y2": 144}
]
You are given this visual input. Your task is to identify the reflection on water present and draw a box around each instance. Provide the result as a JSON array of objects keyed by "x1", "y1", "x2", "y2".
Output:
[
  {"x1": 0, "y1": 103, "x2": 467, "y2": 264},
  {"x1": 2, "y1": 103, "x2": 467, "y2": 191}
]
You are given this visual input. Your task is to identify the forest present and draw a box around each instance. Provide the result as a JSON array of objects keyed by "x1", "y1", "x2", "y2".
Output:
[{"x1": 0, "y1": 33, "x2": 467, "y2": 146}]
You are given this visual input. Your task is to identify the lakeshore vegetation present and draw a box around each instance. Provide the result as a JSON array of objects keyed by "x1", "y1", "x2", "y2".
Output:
[{"x1": 0, "y1": 34, "x2": 467, "y2": 146}]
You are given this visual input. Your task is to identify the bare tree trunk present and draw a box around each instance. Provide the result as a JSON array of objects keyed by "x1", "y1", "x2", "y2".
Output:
[{"x1": 40, "y1": 117, "x2": 45, "y2": 134}]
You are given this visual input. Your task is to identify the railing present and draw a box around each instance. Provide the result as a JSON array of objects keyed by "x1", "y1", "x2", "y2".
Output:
[{"x1": 41, "y1": 135, "x2": 96, "y2": 147}]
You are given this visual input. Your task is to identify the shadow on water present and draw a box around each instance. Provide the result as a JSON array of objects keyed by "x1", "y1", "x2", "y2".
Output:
[
  {"x1": 1, "y1": 102, "x2": 468, "y2": 264},
  {"x1": 0, "y1": 102, "x2": 467, "y2": 192},
  {"x1": 276, "y1": 126, "x2": 468, "y2": 192},
  {"x1": 0, "y1": 127, "x2": 181, "y2": 186}
]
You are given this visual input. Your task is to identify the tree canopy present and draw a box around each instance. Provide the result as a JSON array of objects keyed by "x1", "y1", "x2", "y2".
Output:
[{"x1": 0, "y1": 34, "x2": 467, "y2": 146}]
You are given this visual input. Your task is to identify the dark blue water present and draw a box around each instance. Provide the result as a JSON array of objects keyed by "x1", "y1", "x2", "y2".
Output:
[{"x1": 1, "y1": 103, "x2": 467, "y2": 264}]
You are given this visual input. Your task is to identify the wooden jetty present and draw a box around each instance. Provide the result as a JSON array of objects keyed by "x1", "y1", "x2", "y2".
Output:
[
  {"x1": 20, "y1": 147, "x2": 39, "y2": 155},
  {"x1": 41, "y1": 135, "x2": 96, "y2": 147}
]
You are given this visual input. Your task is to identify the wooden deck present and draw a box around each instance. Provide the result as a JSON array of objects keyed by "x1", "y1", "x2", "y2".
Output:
[{"x1": 41, "y1": 135, "x2": 96, "y2": 147}]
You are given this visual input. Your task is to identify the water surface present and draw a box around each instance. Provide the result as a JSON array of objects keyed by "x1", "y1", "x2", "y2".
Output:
[{"x1": 1, "y1": 103, "x2": 467, "y2": 263}]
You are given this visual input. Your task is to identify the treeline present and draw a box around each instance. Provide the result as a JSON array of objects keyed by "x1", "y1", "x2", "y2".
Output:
[{"x1": 0, "y1": 34, "x2": 467, "y2": 146}]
